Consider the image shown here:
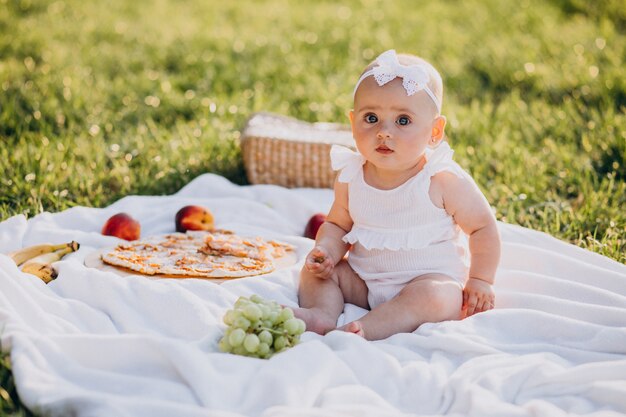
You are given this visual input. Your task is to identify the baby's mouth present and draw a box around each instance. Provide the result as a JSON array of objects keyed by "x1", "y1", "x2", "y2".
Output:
[{"x1": 376, "y1": 145, "x2": 393, "y2": 154}]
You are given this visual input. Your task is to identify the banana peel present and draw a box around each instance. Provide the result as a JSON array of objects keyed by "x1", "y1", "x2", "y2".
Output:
[
  {"x1": 8, "y1": 241, "x2": 78, "y2": 266},
  {"x1": 7, "y1": 241, "x2": 80, "y2": 283}
]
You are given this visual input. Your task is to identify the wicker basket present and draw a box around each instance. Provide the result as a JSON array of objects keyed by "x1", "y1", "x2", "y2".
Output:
[{"x1": 241, "y1": 112, "x2": 355, "y2": 188}]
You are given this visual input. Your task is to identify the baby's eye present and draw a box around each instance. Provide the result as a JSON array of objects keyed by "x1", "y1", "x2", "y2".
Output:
[
  {"x1": 365, "y1": 114, "x2": 378, "y2": 123},
  {"x1": 397, "y1": 116, "x2": 411, "y2": 126}
]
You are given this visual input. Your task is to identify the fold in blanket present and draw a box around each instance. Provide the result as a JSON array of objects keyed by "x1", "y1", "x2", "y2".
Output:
[{"x1": 1, "y1": 174, "x2": 625, "y2": 417}]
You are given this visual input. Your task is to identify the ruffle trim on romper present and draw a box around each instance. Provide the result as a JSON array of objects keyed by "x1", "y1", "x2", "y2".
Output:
[
  {"x1": 422, "y1": 141, "x2": 466, "y2": 180},
  {"x1": 329, "y1": 142, "x2": 465, "y2": 251},
  {"x1": 330, "y1": 145, "x2": 365, "y2": 183},
  {"x1": 343, "y1": 218, "x2": 458, "y2": 250}
]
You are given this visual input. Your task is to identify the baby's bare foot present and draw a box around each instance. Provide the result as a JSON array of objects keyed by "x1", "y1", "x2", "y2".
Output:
[
  {"x1": 292, "y1": 307, "x2": 336, "y2": 335},
  {"x1": 337, "y1": 320, "x2": 365, "y2": 338}
]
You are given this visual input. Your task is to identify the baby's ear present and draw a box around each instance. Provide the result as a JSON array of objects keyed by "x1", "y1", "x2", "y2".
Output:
[
  {"x1": 431, "y1": 115, "x2": 447, "y2": 142},
  {"x1": 348, "y1": 110, "x2": 355, "y2": 129}
]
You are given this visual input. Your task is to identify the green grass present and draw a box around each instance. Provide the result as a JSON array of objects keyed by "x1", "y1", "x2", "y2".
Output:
[
  {"x1": 1, "y1": 0, "x2": 625, "y2": 414},
  {"x1": 0, "y1": 347, "x2": 34, "y2": 417}
]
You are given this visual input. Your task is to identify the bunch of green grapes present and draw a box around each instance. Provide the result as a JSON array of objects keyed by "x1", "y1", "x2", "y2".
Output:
[{"x1": 218, "y1": 295, "x2": 306, "y2": 359}]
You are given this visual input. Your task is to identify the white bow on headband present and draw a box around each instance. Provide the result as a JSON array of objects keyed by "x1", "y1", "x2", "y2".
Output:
[{"x1": 353, "y1": 49, "x2": 441, "y2": 114}]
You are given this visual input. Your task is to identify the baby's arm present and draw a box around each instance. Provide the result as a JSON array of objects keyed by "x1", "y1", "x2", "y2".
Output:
[
  {"x1": 304, "y1": 179, "x2": 353, "y2": 279},
  {"x1": 431, "y1": 171, "x2": 501, "y2": 317}
]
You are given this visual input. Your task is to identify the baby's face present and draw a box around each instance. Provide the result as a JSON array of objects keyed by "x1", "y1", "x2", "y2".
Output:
[{"x1": 351, "y1": 76, "x2": 440, "y2": 173}]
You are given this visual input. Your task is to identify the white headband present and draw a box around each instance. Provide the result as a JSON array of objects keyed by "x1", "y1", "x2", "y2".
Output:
[{"x1": 353, "y1": 49, "x2": 441, "y2": 114}]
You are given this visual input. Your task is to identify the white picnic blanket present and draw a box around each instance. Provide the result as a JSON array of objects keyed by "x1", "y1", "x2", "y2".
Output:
[{"x1": 0, "y1": 173, "x2": 625, "y2": 417}]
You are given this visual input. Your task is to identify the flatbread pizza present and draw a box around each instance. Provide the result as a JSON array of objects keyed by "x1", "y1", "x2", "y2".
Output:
[{"x1": 100, "y1": 230, "x2": 295, "y2": 278}]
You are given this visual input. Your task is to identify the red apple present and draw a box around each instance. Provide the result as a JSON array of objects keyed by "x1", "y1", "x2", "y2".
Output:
[
  {"x1": 304, "y1": 213, "x2": 326, "y2": 239},
  {"x1": 101, "y1": 212, "x2": 141, "y2": 241},
  {"x1": 175, "y1": 205, "x2": 214, "y2": 232}
]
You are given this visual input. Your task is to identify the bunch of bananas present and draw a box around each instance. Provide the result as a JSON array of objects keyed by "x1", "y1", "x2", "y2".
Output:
[{"x1": 7, "y1": 241, "x2": 80, "y2": 283}]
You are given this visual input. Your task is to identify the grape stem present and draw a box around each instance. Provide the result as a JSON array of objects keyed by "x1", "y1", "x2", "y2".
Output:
[{"x1": 258, "y1": 326, "x2": 288, "y2": 336}]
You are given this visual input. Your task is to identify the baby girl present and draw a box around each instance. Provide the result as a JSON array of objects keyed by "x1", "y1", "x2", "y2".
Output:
[{"x1": 296, "y1": 50, "x2": 501, "y2": 341}]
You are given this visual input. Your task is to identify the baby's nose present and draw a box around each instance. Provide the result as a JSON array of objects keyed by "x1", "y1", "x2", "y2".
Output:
[
  {"x1": 377, "y1": 126, "x2": 392, "y2": 139},
  {"x1": 378, "y1": 120, "x2": 395, "y2": 138}
]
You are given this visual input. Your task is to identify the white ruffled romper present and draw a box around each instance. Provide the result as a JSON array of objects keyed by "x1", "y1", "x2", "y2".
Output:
[{"x1": 330, "y1": 142, "x2": 471, "y2": 309}]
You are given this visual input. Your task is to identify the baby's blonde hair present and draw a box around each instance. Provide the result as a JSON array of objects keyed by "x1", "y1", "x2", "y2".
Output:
[{"x1": 359, "y1": 53, "x2": 444, "y2": 111}]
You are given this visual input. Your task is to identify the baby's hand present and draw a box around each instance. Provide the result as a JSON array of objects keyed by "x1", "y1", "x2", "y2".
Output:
[
  {"x1": 462, "y1": 277, "x2": 495, "y2": 318},
  {"x1": 304, "y1": 246, "x2": 334, "y2": 279}
]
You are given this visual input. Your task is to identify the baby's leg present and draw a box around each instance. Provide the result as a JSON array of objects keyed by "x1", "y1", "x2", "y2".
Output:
[
  {"x1": 295, "y1": 259, "x2": 369, "y2": 335},
  {"x1": 338, "y1": 273, "x2": 462, "y2": 340}
]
